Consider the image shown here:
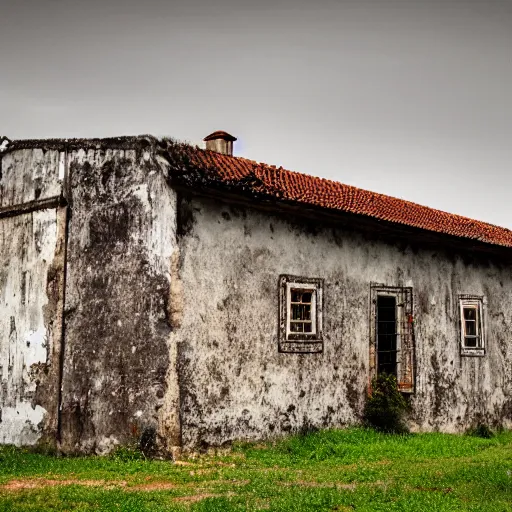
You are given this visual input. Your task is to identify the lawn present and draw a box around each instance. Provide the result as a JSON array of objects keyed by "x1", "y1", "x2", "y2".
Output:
[{"x1": 0, "y1": 428, "x2": 511, "y2": 511}]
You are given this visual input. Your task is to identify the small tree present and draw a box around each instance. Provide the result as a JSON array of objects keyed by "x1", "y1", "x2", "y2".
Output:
[{"x1": 364, "y1": 373, "x2": 409, "y2": 434}]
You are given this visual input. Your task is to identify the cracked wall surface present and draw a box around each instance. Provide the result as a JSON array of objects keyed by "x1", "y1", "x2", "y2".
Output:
[{"x1": 174, "y1": 194, "x2": 512, "y2": 448}]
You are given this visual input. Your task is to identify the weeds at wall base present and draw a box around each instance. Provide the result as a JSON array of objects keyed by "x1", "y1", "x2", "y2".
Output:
[
  {"x1": 364, "y1": 373, "x2": 410, "y2": 434},
  {"x1": 466, "y1": 423, "x2": 495, "y2": 439}
]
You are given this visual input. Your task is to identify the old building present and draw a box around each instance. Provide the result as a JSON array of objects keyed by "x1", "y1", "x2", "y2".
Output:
[{"x1": 1, "y1": 132, "x2": 511, "y2": 454}]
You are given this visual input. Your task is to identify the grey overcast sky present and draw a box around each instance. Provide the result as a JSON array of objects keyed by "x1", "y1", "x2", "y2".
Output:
[{"x1": 1, "y1": 0, "x2": 511, "y2": 227}]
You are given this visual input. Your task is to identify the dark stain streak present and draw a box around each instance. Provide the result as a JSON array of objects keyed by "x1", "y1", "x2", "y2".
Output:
[{"x1": 58, "y1": 152, "x2": 172, "y2": 454}]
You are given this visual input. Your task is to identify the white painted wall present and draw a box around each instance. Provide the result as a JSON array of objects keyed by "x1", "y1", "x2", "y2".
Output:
[{"x1": 0, "y1": 209, "x2": 60, "y2": 445}]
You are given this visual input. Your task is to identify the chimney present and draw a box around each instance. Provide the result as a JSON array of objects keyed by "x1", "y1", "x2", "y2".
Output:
[{"x1": 203, "y1": 130, "x2": 237, "y2": 156}]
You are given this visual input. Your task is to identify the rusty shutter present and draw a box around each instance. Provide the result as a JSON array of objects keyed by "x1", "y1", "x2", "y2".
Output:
[{"x1": 397, "y1": 287, "x2": 415, "y2": 393}]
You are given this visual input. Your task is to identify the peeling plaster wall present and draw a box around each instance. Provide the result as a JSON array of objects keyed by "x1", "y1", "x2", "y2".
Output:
[
  {"x1": 60, "y1": 148, "x2": 178, "y2": 454},
  {"x1": 0, "y1": 149, "x2": 63, "y2": 207},
  {"x1": 175, "y1": 195, "x2": 512, "y2": 448},
  {"x1": 0, "y1": 149, "x2": 65, "y2": 446}
]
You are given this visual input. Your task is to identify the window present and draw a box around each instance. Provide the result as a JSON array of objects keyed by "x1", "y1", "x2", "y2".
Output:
[
  {"x1": 289, "y1": 288, "x2": 315, "y2": 334},
  {"x1": 370, "y1": 285, "x2": 415, "y2": 393},
  {"x1": 459, "y1": 296, "x2": 485, "y2": 356},
  {"x1": 278, "y1": 275, "x2": 323, "y2": 353}
]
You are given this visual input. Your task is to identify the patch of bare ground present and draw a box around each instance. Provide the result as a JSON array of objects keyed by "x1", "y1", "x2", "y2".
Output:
[
  {"x1": 173, "y1": 460, "x2": 195, "y2": 467},
  {"x1": 281, "y1": 481, "x2": 356, "y2": 490},
  {"x1": 254, "y1": 498, "x2": 271, "y2": 509},
  {"x1": 1, "y1": 479, "x2": 127, "y2": 491},
  {"x1": 281, "y1": 480, "x2": 386, "y2": 491},
  {"x1": 194, "y1": 479, "x2": 249, "y2": 488},
  {"x1": 189, "y1": 469, "x2": 214, "y2": 476},
  {"x1": 173, "y1": 491, "x2": 235, "y2": 503},
  {"x1": 174, "y1": 458, "x2": 239, "y2": 470},
  {"x1": 0, "y1": 477, "x2": 250, "y2": 493},
  {"x1": 212, "y1": 461, "x2": 237, "y2": 468},
  {"x1": 130, "y1": 482, "x2": 180, "y2": 491},
  {"x1": 131, "y1": 479, "x2": 248, "y2": 493}
]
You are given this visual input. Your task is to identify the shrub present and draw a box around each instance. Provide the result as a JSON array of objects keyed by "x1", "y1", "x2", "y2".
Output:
[
  {"x1": 110, "y1": 445, "x2": 145, "y2": 462},
  {"x1": 467, "y1": 422, "x2": 495, "y2": 439},
  {"x1": 364, "y1": 373, "x2": 409, "y2": 434},
  {"x1": 139, "y1": 426, "x2": 158, "y2": 457}
]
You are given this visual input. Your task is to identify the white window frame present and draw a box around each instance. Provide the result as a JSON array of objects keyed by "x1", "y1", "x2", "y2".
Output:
[
  {"x1": 286, "y1": 282, "x2": 317, "y2": 338},
  {"x1": 459, "y1": 296, "x2": 485, "y2": 356},
  {"x1": 278, "y1": 275, "x2": 323, "y2": 353}
]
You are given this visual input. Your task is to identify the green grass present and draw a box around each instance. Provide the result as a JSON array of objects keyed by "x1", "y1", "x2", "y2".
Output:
[{"x1": 1, "y1": 428, "x2": 511, "y2": 511}]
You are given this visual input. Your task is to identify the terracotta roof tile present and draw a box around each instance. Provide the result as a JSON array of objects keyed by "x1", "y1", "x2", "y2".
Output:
[{"x1": 167, "y1": 143, "x2": 512, "y2": 249}]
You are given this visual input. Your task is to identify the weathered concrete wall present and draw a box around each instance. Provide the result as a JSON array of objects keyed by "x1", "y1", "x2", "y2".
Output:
[
  {"x1": 60, "y1": 148, "x2": 178, "y2": 454},
  {"x1": 0, "y1": 149, "x2": 65, "y2": 446},
  {"x1": 174, "y1": 195, "x2": 512, "y2": 448},
  {"x1": 1, "y1": 142, "x2": 180, "y2": 454},
  {"x1": 0, "y1": 149, "x2": 64, "y2": 208}
]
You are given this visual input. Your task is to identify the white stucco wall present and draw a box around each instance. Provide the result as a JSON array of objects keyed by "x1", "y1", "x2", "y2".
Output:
[
  {"x1": 0, "y1": 147, "x2": 65, "y2": 447},
  {"x1": 0, "y1": 209, "x2": 60, "y2": 445}
]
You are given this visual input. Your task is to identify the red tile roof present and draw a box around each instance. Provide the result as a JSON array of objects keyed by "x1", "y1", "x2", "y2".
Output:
[{"x1": 166, "y1": 143, "x2": 512, "y2": 250}]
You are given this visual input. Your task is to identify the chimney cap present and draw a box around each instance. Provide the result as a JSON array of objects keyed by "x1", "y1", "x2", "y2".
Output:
[{"x1": 203, "y1": 130, "x2": 237, "y2": 142}]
